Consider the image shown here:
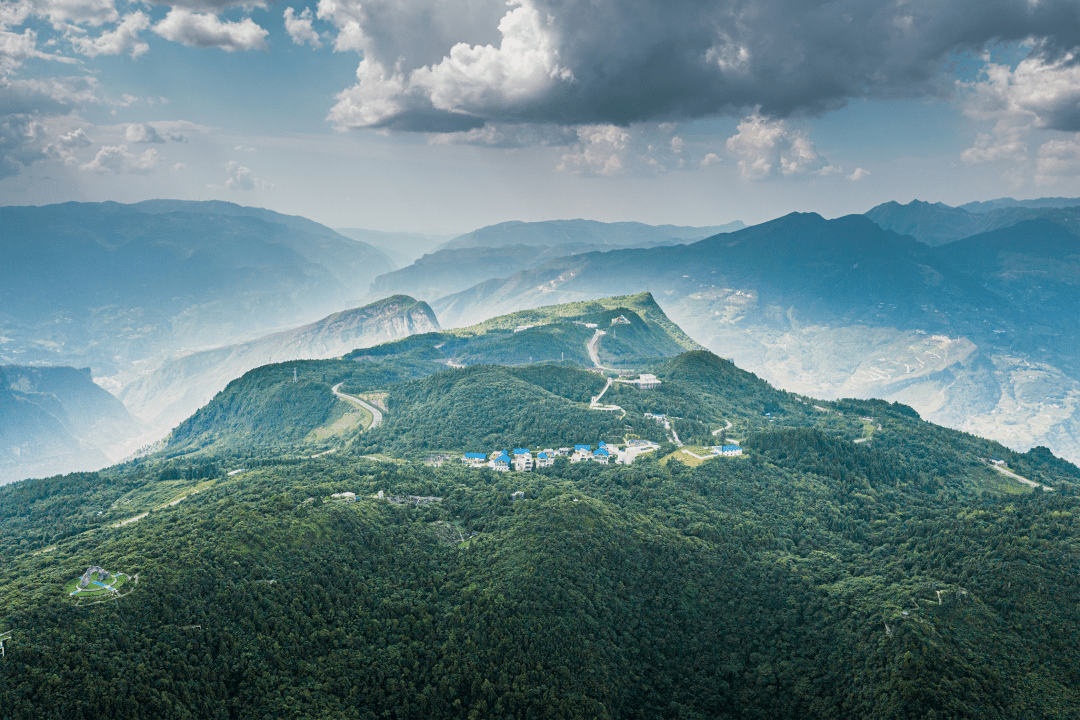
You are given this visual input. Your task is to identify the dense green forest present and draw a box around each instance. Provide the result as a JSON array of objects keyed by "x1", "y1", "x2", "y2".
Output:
[{"x1": 2, "y1": 305, "x2": 1079, "y2": 718}]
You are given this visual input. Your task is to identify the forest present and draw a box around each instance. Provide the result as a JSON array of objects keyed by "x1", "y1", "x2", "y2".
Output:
[{"x1": 0, "y1": 347, "x2": 1078, "y2": 719}]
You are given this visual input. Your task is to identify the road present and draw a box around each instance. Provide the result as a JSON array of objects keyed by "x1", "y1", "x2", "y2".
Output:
[
  {"x1": 332, "y1": 383, "x2": 383, "y2": 429},
  {"x1": 712, "y1": 421, "x2": 733, "y2": 436},
  {"x1": 989, "y1": 462, "x2": 1054, "y2": 491}
]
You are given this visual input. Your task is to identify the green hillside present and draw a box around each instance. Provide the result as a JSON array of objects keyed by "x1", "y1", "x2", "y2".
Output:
[{"x1": 2, "y1": 297, "x2": 1080, "y2": 718}]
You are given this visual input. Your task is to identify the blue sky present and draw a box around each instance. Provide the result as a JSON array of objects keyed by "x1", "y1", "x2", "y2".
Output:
[{"x1": 3, "y1": 0, "x2": 1080, "y2": 232}]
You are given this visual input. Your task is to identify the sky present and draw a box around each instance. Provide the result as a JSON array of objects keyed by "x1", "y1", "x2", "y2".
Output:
[{"x1": 2, "y1": 0, "x2": 1080, "y2": 233}]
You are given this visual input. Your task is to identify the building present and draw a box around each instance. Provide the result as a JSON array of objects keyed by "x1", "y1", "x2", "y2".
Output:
[
  {"x1": 593, "y1": 447, "x2": 610, "y2": 464},
  {"x1": 491, "y1": 453, "x2": 511, "y2": 472},
  {"x1": 712, "y1": 445, "x2": 743, "y2": 457},
  {"x1": 511, "y1": 490, "x2": 525, "y2": 501},
  {"x1": 571, "y1": 444, "x2": 592, "y2": 462},
  {"x1": 555, "y1": 447, "x2": 571, "y2": 456},
  {"x1": 536, "y1": 451, "x2": 554, "y2": 468},
  {"x1": 331, "y1": 491, "x2": 356, "y2": 502},
  {"x1": 512, "y1": 449, "x2": 534, "y2": 471},
  {"x1": 611, "y1": 315, "x2": 631, "y2": 325},
  {"x1": 632, "y1": 374, "x2": 661, "y2": 389},
  {"x1": 462, "y1": 452, "x2": 487, "y2": 467}
]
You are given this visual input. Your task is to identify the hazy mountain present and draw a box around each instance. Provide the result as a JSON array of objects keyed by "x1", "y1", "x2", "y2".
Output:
[
  {"x1": 0, "y1": 366, "x2": 131, "y2": 485},
  {"x1": 865, "y1": 198, "x2": 1080, "y2": 246},
  {"x1": 119, "y1": 296, "x2": 440, "y2": 438},
  {"x1": 369, "y1": 243, "x2": 612, "y2": 301},
  {"x1": 334, "y1": 228, "x2": 456, "y2": 267},
  {"x1": 960, "y1": 196, "x2": 1080, "y2": 213},
  {"x1": 0, "y1": 201, "x2": 394, "y2": 378},
  {"x1": 427, "y1": 212, "x2": 1080, "y2": 462},
  {"x1": 437, "y1": 218, "x2": 744, "y2": 251}
]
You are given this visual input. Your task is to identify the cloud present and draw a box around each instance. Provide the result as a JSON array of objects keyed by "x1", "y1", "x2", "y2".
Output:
[
  {"x1": 557, "y1": 125, "x2": 629, "y2": 175},
  {"x1": 33, "y1": 0, "x2": 119, "y2": 30},
  {"x1": 1035, "y1": 135, "x2": 1080, "y2": 184},
  {"x1": 0, "y1": 114, "x2": 48, "y2": 177},
  {"x1": 79, "y1": 142, "x2": 128, "y2": 172},
  {"x1": 69, "y1": 11, "x2": 150, "y2": 58},
  {"x1": 700, "y1": 152, "x2": 721, "y2": 167},
  {"x1": 284, "y1": 7, "x2": 321, "y2": 49},
  {"x1": 125, "y1": 122, "x2": 163, "y2": 142},
  {"x1": 314, "y1": 0, "x2": 1080, "y2": 133},
  {"x1": 848, "y1": 167, "x2": 870, "y2": 181},
  {"x1": 44, "y1": 125, "x2": 91, "y2": 163},
  {"x1": 725, "y1": 115, "x2": 831, "y2": 179},
  {"x1": 130, "y1": 146, "x2": 159, "y2": 173},
  {"x1": 224, "y1": 159, "x2": 255, "y2": 189},
  {"x1": 1, "y1": 28, "x2": 79, "y2": 74},
  {"x1": 153, "y1": 9, "x2": 268, "y2": 51}
]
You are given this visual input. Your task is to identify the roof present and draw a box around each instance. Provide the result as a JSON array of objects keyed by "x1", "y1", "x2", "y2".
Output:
[
  {"x1": 574, "y1": 444, "x2": 591, "y2": 451},
  {"x1": 464, "y1": 452, "x2": 486, "y2": 459},
  {"x1": 598, "y1": 441, "x2": 606, "y2": 447},
  {"x1": 495, "y1": 454, "x2": 511, "y2": 463},
  {"x1": 513, "y1": 449, "x2": 530, "y2": 455},
  {"x1": 537, "y1": 452, "x2": 549, "y2": 459},
  {"x1": 595, "y1": 448, "x2": 609, "y2": 456}
]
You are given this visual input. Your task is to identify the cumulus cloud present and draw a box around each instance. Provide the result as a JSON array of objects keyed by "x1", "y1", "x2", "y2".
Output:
[
  {"x1": 314, "y1": 0, "x2": 1080, "y2": 133},
  {"x1": 44, "y1": 125, "x2": 91, "y2": 163},
  {"x1": 557, "y1": 125, "x2": 629, "y2": 175},
  {"x1": 284, "y1": 7, "x2": 321, "y2": 48},
  {"x1": 1035, "y1": 135, "x2": 1080, "y2": 184},
  {"x1": 224, "y1": 159, "x2": 255, "y2": 189},
  {"x1": 848, "y1": 167, "x2": 870, "y2": 181},
  {"x1": 700, "y1": 152, "x2": 722, "y2": 167},
  {"x1": 130, "y1": 146, "x2": 159, "y2": 173},
  {"x1": 69, "y1": 11, "x2": 150, "y2": 58},
  {"x1": 0, "y1": 114, "x2": 47, "y2": 176},
  {"x1": 34, "y1": 0, "x2": 119, "y2": 30},
  {"x1": 79, "y1": 142, "x2": 128, "y2": 172},
  {"x1": 725, "y1": 115, "x2": 831, "y2": 179},
  {"x1": 153, "y1": 9, "x2": 268, "y2": 51},
  {"x1": 125, "y1": 122, "x2": 163, "y2": 142}
]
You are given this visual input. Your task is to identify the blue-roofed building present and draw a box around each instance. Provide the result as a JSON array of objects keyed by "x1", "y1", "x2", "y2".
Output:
[
  {"x1": 492, "y1": 453, "x2": 511, "y2": 472},
  {"x1": 513, "y1": 449, "x2": 530, "y2": 456},
  {"x1": 513, "y1": 450, "x2": 534, "y2": 472},
  {"x1": 712, "y1": 445, "x2": 743, "y2": 457},
  {"x1": 593, "y1": 447, "x2": 610, "y2": 465},
  {"x1": 536, "y1": 451, "x2": 554, "y2": 468},
  {"x1": 571, "y1": 444, "x2": 592, "y2": 462}
]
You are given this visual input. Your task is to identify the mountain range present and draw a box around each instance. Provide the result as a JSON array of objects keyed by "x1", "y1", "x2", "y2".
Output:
[{"x1": 2, "y1": 294, "x2": 1078, "y2": 718}]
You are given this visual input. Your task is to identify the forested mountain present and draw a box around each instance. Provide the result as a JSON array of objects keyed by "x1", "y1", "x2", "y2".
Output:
[
  {"x1": 118, "y1": 296, "x2": 440, "y2": 439},
  {"x1": 960, "y1": 196, "x2": 1080, "y2": 213},
  {"x1": 436, "y1": 218, "x2": 743, "y2": 251},
  {"x1": 425, "y1": 213, "x2": 1080, "y2": 464},
  {"x1": 0, "y1": 201, "x2": 394, "y2": 378},
  {"x1": 2, "y1": 308, "x2": 1079, "y2": 718},
  {"x1": 0, "y1": 367, "x2": 116, "y2": 485}
]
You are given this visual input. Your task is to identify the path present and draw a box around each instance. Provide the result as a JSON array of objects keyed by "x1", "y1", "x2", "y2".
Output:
[
  {"x1": 712, "y1": 421, "x2": 733, "y2": 436},
  {"x1": 587, "y1": 329, "x2": 625, "y2": 373},
  {"x1": 988, "y1": 462, "x2": 1054, "y2": 491},
  {"x1": 332, "y1": 383, "x2": 382, "y2": 429},
  {"x1": 589, "y1": 377, "x2": 625, "y2": 414}
]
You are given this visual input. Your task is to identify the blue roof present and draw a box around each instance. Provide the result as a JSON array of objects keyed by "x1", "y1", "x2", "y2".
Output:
[
  {"x1": 595, "y1": 448, "x2": 609, "y2": 456},
  {"x1": 537, "y1": 452, "x2": 549, "y2": 459},
  {"x1": 598, "y1": 441, "x2": 606, "y2": 447},
  {"x1": 465, "y1": 452, "x2": 486, "y2": 459},
  {"x1": 496, "y1": 454, "x2": 511, "y2": 462},
  {"x1": 574, "y1": 444, "x2": 591, "y2": 451},
  {"x1": 513, "y1": 448, "x2": 530, "y2": 455},
  {"x1": 722, "y1": 445, "x2": 741, "y2": 451}
]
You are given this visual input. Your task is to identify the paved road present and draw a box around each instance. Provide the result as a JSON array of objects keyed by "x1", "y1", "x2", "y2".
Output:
[
  {"x1": 712, "y1": 421, "x2": 733, "y2": 436},
  {"x1": 332, "y1": 383, "x2": 383, "y2": 429},
  {"x1": 989, "y1": 462, "x2": 1053, "y2": 491}
]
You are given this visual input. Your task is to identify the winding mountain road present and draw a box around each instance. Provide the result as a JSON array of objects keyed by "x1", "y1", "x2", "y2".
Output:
[
  {"x1": 989, "y1": 462, "x2": 1054, "y2": 491},
  {"x1": 332, "y1": 383, "x2": 383, "y2": 429}
]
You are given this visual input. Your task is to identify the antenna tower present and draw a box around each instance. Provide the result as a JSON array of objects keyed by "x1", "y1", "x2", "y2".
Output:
[
  {"x1": 293, "y1": 368, "x2": 298, "y2": 384},
  {"x1": 0, "y1": 631, "x2": 11, "y2": 658}
]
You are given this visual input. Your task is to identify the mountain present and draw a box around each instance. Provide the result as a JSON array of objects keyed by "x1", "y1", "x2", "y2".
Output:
[
  {"x1": 865, "y1": 198, "x2": 1080, "y2": 246},
  {"x1": 369, "y1": 243, "x2": 619, "y2": 301},
  {"x1": 425, "y1": 213, "x2": 1080, "y2": 463},
  {"x1": 436, "y1": 218, "x2": 744, "y2": 251},
  {"x1": 959, "y1": 196, "x2": 1080, "y2": 213},
  {"x1": 0, "y1": 366, "x2": 122, "y2": 485},
  {"x1": 0, "y1": 201, "x2": 394, "y2": 378},
  {"x1": 3, "y1": 310, "x2": 1080, "y2": 717},
  {"x1": 334, "y1": 228, "x2": 455, "y2": 267},
  {"x1": 119, "y1": 296, "x2": 440, "y2": 439}
]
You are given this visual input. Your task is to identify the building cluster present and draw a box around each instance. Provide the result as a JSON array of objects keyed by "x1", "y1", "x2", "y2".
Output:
[
  {"x1": 462, "y1": 439, "x2": 661, "y2": 471},
  {"x1": 616, "y1": 374, "x2": 661, "y2": 389},
  {"x1": 712, "y1": 445, "x2": 744, "y2": 456}
]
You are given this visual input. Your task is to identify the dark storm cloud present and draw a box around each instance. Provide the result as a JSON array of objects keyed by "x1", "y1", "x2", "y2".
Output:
[{"x1": 327, "y1": 0, "x2": 1080, "y2": 131}]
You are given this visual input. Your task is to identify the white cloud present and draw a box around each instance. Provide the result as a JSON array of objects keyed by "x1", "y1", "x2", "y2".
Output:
[
  {"x1": 79, "y1": 142, "x2": 128, "y2": 172},
  {"x1": 700, "y1": 152, "x2": 722, "y2": 167},
  {"x1": 35, "y1": 0, "x2": 119, "y2": 30},
  {"x1": 327, "y1": 57, "x2": 405, "y2": 128},
  {"x1": 153, "y1": 9, "x2": 268, "y2": 51},
  {"x1": 557, "y1": 124, "x2": 629, "y2": 176},
  {"x1": 130, "y1": 146, "x2": 159, "y2": 173},
  {"x1": 410, "y1": 1, "x2": 573, "y2": 116},
  {"x1": 44, "y1": 125, "x2": 91, "y2": 163},
  {"x1": 848, "y1": 167, "x2": 870, "y2": 181},
  {"x1": 69, "y1": 11, "x2": 150, "y2": 58},
  {"x1": 125, "y1": 122, "x2": 163, "y2": 142},
  {"x1": 224, "y1": 159, "x2": 255, "y2": 189},
  {"x1": 1035, "y1": 135, "x2": 1080, "y2": 184},
  {"x1": 1, "y1": 28, "x2": 78, "y2": 74},
  {"x1": 172, "y1": 162, "x2": 185, "y2": 170},
  {"x1": 284, "y1": 7, "x2": 321, "y2": 49},
  {"x1": 0, "y1": 115, "x2": 48, "y2": 177},
  {"x1": 725, "y1": 114, "x2": 831, "y2": 179}
]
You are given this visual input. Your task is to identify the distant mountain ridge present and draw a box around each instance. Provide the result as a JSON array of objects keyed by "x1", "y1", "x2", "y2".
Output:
[
  {"x1": 865, "y1": 198, "x2": 1080, "y2": 246},
  {"x1": 119, "y1": 295, "x2": 440, "y2": 439},
  {"x1": 437, "y1": 218, "x2": 744, "y2": 251},
  {"x1": 0, "y1": 201, "x2": 395, "y2": 378}
]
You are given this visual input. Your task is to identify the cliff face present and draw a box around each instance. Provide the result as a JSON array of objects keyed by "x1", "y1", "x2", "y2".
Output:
[{"x1": 119, "y1": 296, "x2": 441, "y2": 436}]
